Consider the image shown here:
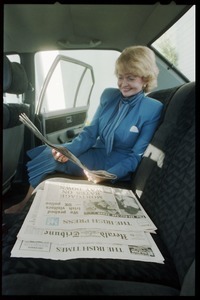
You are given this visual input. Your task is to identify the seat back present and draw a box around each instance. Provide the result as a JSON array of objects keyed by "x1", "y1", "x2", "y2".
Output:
[
  {"x1": 3, "y1": 56, "x2": 30, "y2": 194},
  {"x1": 131, "y1": 84, "x2": 183, "y2": 196},
  {"x1": 132, "y1": 82, "x2": 195, "y2": 288}
]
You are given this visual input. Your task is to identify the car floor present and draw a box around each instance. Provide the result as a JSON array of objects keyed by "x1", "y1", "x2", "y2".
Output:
[
  {"x1": 2, "y1": 182, "x2": 29, "y2": 211},
  {"x1": 2, "y1": 182, "x2": 29, "y2": 236}
]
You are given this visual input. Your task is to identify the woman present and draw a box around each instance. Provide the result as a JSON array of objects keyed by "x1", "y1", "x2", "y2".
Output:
[{"x1": 5, "y1": 45, "x2": 163, "y2": 213}]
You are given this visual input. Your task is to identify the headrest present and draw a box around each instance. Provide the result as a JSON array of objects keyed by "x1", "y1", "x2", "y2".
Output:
[{"x1": 3, "y1": 55, "x2": 29, "y2": 94}]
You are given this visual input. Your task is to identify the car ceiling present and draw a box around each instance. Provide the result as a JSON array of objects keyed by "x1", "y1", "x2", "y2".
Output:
[{"x1": 4, "y1": 3, "x2": 191, "y2": 54}]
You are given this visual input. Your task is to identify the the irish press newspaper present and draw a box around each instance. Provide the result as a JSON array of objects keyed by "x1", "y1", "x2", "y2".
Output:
[{"x1": 11, "y1": 179, "x2": 164, "y2": 263}]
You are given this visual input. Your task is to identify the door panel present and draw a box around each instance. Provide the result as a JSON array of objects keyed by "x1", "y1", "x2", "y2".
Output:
[{"x1": 41, "y1": 107, "x2": 87, "y2": 144}]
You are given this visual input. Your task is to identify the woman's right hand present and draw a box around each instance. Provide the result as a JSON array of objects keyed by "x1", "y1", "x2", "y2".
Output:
[
  {"x1": 84, "y1": 170, "x2": 106, "y2": 184},
  {"x1": 52, "y1": 149, "x2": 69, "y2": 163}
]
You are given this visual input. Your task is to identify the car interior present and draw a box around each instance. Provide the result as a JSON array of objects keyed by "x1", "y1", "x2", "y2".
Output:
[{"x1": 2, "y1": 3, "x2": 196, "y2": 296}]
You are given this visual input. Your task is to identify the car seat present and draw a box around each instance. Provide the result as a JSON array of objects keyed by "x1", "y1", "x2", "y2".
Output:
[{"x1": 3, "y1": 55, "x2": 30, "y2": 194}]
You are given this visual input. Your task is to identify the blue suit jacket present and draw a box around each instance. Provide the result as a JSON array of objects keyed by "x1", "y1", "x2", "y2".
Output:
[{"x1": 65, "y1": 88, "x2": 163, "y2": 180}]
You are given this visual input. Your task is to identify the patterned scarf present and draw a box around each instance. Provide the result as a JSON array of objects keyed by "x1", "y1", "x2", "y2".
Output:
[{"x1": 103, "y1": 90, "x2": 144, "y2": 154}]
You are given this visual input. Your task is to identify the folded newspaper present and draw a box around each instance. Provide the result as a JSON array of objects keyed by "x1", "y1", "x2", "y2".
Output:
[{"x1": 19, "y1": 113, "x2": 117, "y2": 180}]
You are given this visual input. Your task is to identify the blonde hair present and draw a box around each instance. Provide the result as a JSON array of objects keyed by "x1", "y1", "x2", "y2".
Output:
[{"x1": 115, "y1": 45, "x2": 159, "y2": 93}]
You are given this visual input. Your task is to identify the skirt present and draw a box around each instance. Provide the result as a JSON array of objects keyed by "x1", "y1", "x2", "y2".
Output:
[{"x1": 26, "y1": 145, "x2": 107, "y2": 188}]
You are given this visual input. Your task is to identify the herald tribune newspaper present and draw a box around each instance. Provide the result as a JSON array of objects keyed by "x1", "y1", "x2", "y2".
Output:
[{"x1": 11, "y1": 179, "x2": 164, "y2": 263}]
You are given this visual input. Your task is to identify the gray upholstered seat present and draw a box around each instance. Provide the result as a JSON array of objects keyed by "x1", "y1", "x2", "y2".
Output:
[{"x1": 3, "y1": 56, "x2": 30, "y2": 194}]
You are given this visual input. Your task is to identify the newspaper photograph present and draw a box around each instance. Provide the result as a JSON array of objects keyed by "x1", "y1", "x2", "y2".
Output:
[{"x1": 19, "y1": 113, "x2": 117, "y2": 180}]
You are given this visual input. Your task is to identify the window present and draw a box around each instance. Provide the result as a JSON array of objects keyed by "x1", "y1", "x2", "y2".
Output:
[
  {"x1": 35, "y1": 50, "x2": 120, "y2": 122},
  {"x1": 36, "y1": 55, "x2": 95, "y2": 115},
  {"x1": 151, "y1": 6, "x2": 195, "y2": 81}
]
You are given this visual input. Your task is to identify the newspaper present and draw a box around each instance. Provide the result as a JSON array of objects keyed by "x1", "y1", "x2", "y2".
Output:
[
  {"x1": 19, "y1": 113, "x2": 117, "y2": 180},
  {"x1": 11, "y1": 179, "x2": 164, "y2": 263},
  {"x1": 34, "y1": 181, "x2": 156, "y2": 231}
]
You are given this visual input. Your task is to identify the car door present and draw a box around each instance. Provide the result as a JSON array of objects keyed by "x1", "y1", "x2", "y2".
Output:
[{"x1": 35, "y1": 54, "x2": 95, "y2": 144}]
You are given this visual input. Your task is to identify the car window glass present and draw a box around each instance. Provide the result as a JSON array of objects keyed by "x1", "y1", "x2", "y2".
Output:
[
  {"x1": 151, "y1": 5, "x2": 195, "y2": 81},
  {"x1": 35, "y1": 50, "x2": 120, "y2": 123},
  {"x1": 36, "y1": 55, "x2": 94, "y2": 115}
]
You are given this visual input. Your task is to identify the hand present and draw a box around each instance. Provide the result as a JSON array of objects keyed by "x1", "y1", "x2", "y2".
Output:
[
  {"x1": 52, "y1": 149, "x2": 69, "y2": 163},
  {"x1": 84, "y1": 170, "x2": 106, "y2": 184}
]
